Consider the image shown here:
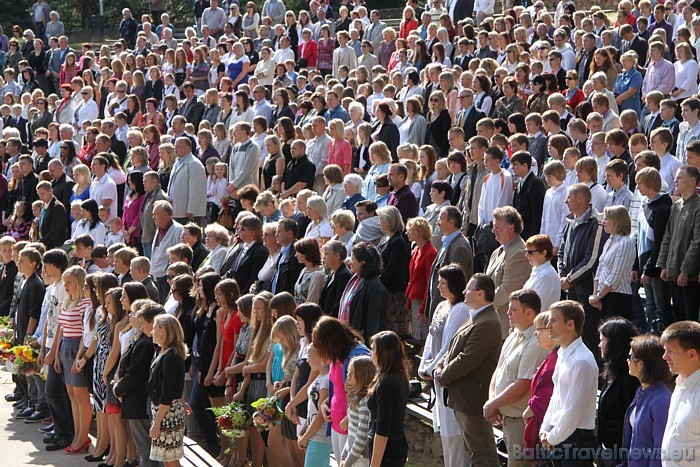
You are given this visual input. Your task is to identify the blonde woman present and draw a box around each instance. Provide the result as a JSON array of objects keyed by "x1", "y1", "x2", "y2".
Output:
[
  {"x1": 439, "y1": 71, "x2": 459, "y2": 126},
  {"x1": 426, "y1": 91, "x2": 451, "y2": 157},
  {"x1": 70, "y1": 163, "x2": 92, "y2": 205},
  {"x1": 361, "y1": 141, "x2": 392, "y2": 200},
  {"x1": 149, "y1": 312, "x2": 188, "y2": 466},
  {"x1": 304, "y1": 196, "x2": 332, "y2": 243},
  {"x1": 262, "y1": 135, "x2": 285, "y2": 189},
  {"x1": 55, "y1": 265, "x2": 93, "y2": 454},
  {"x1": 327, "y1": 118, "x2": 352, "y2": 175}
]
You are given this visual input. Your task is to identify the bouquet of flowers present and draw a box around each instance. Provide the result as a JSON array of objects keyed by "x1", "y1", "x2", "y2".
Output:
[
  {"x1": 209, "y1": 402, "x2": 248, "y2": 458},
  {"x1": 0, "y1": 319, "x2": 13, "y2": 362},
  {"x1": 251, "y1": 396, "x2": 284, "y2": 432},
  {"x1": 10, "y1": 345, "x2": 40, "y2": 376}
]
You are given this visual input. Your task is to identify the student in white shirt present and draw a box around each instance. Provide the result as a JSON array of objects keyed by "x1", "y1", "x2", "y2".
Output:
[
  {"x1": 540, "y1": 161, "x2": 570, "y2": 255},
  {"x1": 539, "y1": 300, "x2": 599, "y2": 463},
  {"x1": 478, "y1": 147, "x2": 514, "y2": 225},
  {"x1": 660, "y1": 321, "x2": 700, "y2": 467},
  {"x1": 575, "y1": 157, "x2": 607, "y2": 213}
]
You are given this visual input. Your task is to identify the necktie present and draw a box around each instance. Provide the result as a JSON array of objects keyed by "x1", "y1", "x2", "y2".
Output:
[
  {"x1": 467, "y1": 164, "x2": 477, "y2": 212},
  {"x1": 456, "y1": 110, "x2": 466, "y2": 128}
]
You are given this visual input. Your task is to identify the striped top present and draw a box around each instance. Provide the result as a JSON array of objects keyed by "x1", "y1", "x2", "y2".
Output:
[
  {"x1": 341, "y1": 397, "x2": 371, "y2": 467},
  {"x1": 58, "y1": 298, "x2": 91, "y2": 339}
]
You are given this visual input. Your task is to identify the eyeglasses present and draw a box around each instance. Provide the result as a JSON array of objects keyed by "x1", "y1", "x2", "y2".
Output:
[
  {"x1": 566, "y1": 77, "x2": 576, "y2": 80},
  {"x1": 535, "y1": 327, "x2": 548, "y2": 331},
  {"x1": 60, "y1": 146, "x2": 70, "y2": 149},
  {"x1": 665, "y1": 6, "x2": 673, "y2": 10},
  {"x1": 628, "y1": 353, "x2": 640, "y2": 361},
  {"x1": 525, "y1": 250, "x2": 539, "y2": 255},
  {"x1": 460, "y1": 95, "x2": 472, "y2": 99},
  {"x1": 81, "y1": 92, "x2": 89, "y2": 95},
  {"x1": 430, "y1": 98, "x2": 439, "y2": 102}
]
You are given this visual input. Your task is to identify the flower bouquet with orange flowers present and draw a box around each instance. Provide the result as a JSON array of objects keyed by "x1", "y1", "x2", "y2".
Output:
[
  {"x1": 251, "y1": 396, "x2": 284, "y2": 432},
  {"x1": 10, "y1": 344, "x2": 40, "y2": 376}
]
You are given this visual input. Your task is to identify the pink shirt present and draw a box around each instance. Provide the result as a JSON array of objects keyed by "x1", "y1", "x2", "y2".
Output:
[
  {"x1": 329, "y1": 361, "x2": 348, "y2": 434},
  {"x1": 327, "y1": 139, "x2": 352, "y2": 170}
]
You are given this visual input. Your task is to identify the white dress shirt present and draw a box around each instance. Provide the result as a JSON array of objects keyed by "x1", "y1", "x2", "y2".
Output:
[
  {"x1": 659, "y1": 153, "x2": 682, "y2": 196},
  {"x1": 523, "y1": 262, "x2": 562, "y2": 313},
  {"x1": 478, "y1": 169, "x2": 514, "y2": 224},
  {"x1": 540, "y1": 337, "x2": 598, "y2": 446},
  {"x1": 661, "y1": 368, "x2": 700, "y2": 467},
  {"x1": 541, "y1": 183, "x2": 569, "y2": 249}
]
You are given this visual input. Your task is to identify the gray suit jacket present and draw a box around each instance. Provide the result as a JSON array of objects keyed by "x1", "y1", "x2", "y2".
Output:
[
  {"x1": 364, "y1": 21, "x2": 386, "y2": 51},
  {"x1": 427, "y1": 233, "x2": 473, "y2": 318},
  {"x1": 168, "y1": 153, "x2": 207, "y2": 218},
  {"x1": 436, "y1": 304, "x2": 502, "y2": 415},
  {"x1": 262, "y1": 0, "x2": 286, "y2": 24}
]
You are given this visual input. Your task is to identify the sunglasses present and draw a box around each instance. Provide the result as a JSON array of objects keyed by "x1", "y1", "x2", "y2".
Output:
[
  {"x1": 430, "y1": 98, "x2": 439, "y2": 102},
  {"x1": 525, "y1": 250, "x2": 539, "y2": 255}
]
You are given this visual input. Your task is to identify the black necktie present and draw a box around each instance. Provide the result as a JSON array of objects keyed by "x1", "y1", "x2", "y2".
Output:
[{"x1": 467, "y1": 164, "x2": 478, "y2": 212}]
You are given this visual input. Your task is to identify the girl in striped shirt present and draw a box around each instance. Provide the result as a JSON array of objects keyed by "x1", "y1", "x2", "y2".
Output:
[{"x1": 339, "y1": 356, "x2": 375, "y2": 467}]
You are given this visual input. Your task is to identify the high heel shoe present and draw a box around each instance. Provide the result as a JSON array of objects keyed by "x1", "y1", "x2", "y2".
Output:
[
  {"x1": 64, "y1": 438, "x2": 92, "y2": 455},
  {"x1": 85, "y1": 445, "x2": 110, "y2": 462}
]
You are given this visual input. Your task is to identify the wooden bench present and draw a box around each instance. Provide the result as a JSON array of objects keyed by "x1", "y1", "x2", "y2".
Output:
[{"x1": 183, "y1": 436, "x2": 223, "y2": 467}]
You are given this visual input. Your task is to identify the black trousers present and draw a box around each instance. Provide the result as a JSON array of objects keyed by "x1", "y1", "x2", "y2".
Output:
[
  {"x1": 548, "y1": 429, "x2": 599, "y2": 467},
  {"x1": 601, "y1": 292, "x2": 633, "y2": 321},
  {"x1": 571, "y1": 293, "x2": 602, "y2": 365},
  {"x1": 671, "y1": 281, "x2": 700, "y2": 322}
]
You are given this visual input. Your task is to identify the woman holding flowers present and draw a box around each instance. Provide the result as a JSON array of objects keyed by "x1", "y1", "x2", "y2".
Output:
[
  {"x1": 54, "y1": 265, "x2": 93, "y2": 455},
  {"x1": 148, "y1": 312, "x2": 188, "y2": 466}
]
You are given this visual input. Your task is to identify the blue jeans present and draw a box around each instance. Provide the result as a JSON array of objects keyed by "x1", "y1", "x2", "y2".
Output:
[
  {"x1": 142, "y1": 242, "x2": 152, "y2": 258},
  {"x1": 45, "y1": 360, "x2": 74, "y2": 438}
]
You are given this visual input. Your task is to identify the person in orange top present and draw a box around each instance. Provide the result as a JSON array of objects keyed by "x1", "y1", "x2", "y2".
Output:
[{"x1": 399, "y1": 6, "x2": 418, "y2": 39}]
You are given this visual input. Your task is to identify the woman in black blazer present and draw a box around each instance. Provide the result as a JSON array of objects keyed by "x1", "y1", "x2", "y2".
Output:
[
  {"x1": 343, "y1": 242, "x2": 389, "y2": 343},
  {"x1": 376, "y1": 206, "x2": 411, "y2": 338},
  {"x1": 425, "y1": 91, "x2": 451, "y2": 157},
  {"x1": 112, "y1": 302, "x2": 158, "y2": 467},
  {"x1": 148, "y1": 313, "x2": 187, "y2": 465},
  {"x1": 371, "y1": 102, "x2": 400, "y2": 163},
  {"x1": 145, "y1": 69, "x2": 165, "y2": 106}
]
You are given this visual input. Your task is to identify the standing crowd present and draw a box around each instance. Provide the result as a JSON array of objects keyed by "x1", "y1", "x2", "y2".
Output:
[{"x1": 0, "y1": 0, "x2": 700, "y2": 466}]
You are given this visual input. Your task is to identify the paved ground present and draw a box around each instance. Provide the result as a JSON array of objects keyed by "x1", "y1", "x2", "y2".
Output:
[{"x1": 0, "y1": 368, "x2": 96, "y2": 466}]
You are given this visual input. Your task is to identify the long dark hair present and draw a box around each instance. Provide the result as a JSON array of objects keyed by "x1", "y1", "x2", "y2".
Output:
[
  {"x1": 312, "y1": 316, "x2": 365, "y2": 364},
  {"x1": 294, "y1": 303, "x2": 323, "y2": 340},
  {"x1": 105, "y1": 287, "x2": 127, "y2": 341},
  {"x1": 81, "y1": 199, "x2": 100, "y2": 230},
  {"x1": 351, "y1": 242, "x2": 383, "y2": 278},
  {"x1": 127, "y1": 171, "x2": 145, "y2": 197},
  {"x1": 61, "y1": 140, "x2": 77, "y2": 166},
  {"x1": 438, "y1": 264, "x2": 466, "y2": 305},
  {"x1": 600, "y1": 318, "x2": 639, "y2": 380},
  {"x1": 172, "y1": 274, "x2": 196, "y2": 317},
  {"x1": 196, "y1": 272, "x2": 221, "y2": 317},
  {"x1": 369, "y1": 330, "x2": 410, "y2": 396}
]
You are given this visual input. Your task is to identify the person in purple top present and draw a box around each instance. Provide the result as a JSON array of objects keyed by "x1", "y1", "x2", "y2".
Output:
[{"x1": 621, "y1": 334, "x2": 672, "y2": 467}]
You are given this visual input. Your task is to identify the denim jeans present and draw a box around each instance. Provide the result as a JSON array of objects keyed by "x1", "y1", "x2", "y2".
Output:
[
  {"x1": 142, "y1": 242, "x2": 152, "y2": 258},
  {"x1": 45, "y1": 361, "x2": 74, "y2": 438}
]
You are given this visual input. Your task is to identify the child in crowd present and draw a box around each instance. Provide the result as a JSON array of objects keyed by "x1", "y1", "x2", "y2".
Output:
[
  {"x1": 339, "y1": 355, "x2": 375, "y2": 467},
  {"x1": 73, "y1": 234, "x2": 100, "y2": 273},
  {"x1": 106, "y1": 217, "x2": 125, "y2": 247},
  {"x1": 28, "y1": 200, "x2": 43, "y2": 243},
  {"x1": 270, "y1": 175, "x2": 284, "y2": 196},
  {"x1": 279, "y1": 198, "x2": 296, "y2": 219},
  {"x1": 8, "y1": 201, "x2": 31, "y2": 240},
  {"x1": 90, "y1": 246, "x2": 111, "y2": 272},
  {"x1": 207, "y1": 161, "x2": 228, "y2": 223},
  {"x1": 298, "y1": 344, "x2": 331, "y2": 467},
  {"x1": 70, "y1": 201, "x2": 83, "y2": 237},
  {"x1": 98, "y1": 206, "x2": 111, "y2": 225}
]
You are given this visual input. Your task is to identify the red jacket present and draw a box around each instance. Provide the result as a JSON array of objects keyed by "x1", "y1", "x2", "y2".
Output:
[
  {"x1": 298, "y1": 40, "x2": 318, "y2": 69},
  {"x1": 399, "y1": 19, "x2": 418, "y2": 39},
  {"x1": 406, "y1": 241, "x2": 438, "y2": 316},
  {"x1": 565, "y1": 88, "x2": 585, "y2": 113}
]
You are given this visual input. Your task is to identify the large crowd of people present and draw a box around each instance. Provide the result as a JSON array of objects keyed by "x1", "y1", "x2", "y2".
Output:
[{"x1": 0, "y1": 0, "x2": 699, "y2": 466}]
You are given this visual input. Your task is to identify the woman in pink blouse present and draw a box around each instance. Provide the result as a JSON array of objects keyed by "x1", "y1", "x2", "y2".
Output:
[
  {"x1": 327, "y1": 119, "x2": 352, "y2": 175},
  {"x1": 523, "y1": 311, "x2": 558, "y2": 452},
  {"x1": 121, "y1": 172, "x2": 147, "y2": 250}
]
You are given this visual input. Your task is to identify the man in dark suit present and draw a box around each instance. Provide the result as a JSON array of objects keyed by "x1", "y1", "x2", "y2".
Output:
[
  {"x1": 18, "y1": 155, "x2": 39, "y2": 211},
  {"x1": 511, "y1": 152, "x2": 546, "y2": 240},
  {"x1": 576, "y1": 34, "x2": 596, "y2": 88},
  {"x1": 100, "y1": 119, "x2": 128, "y2": 163},
  {"x1": 453, "y1": 38, "x2": 472, "y2": 71},
  {"x1": 48, "y1": 159, "x2": 75, "y2": 229},
  {"x1": 548, "y1": 50, "x2": 567, "y2": 92},
  {"x1": 319, "y1": 240, "x2": 352, "y2": 317},
  {"x1": 453, "y1": 0, "x2": 474, "y2": 24},
  {"x1": 619, "y1": 24, "x2": 648, "y2": 66},
  {"x1": 526, "y1": 114, "x2": 548, "y2": 172},
  {"x1": 7, "y1": 110, "x2": 29, "y2": 145},
  {"x1": 268, "y1": 218, "x2": 303, "y2": 295},
  {"x1": 455, "y1": 89, "x2": 485, "y2": 141},
  {"x1": 179, "y1": 82, "x2": 205, "y2": 129},
  {"x1": 422, "y1": 65, "x2": 441, "y2": 116},
  {"x1": 642, "y1": 92, "x2": 664, "y2": 140},
  {"x1": 182, "y1": 223, "x2": 210, "y2": 271},
  {"x1": 223, "y1": 216, "x2": 269, "y2": 293},
  {"x1": 36, "y1": 181, "x2": 67, "y2": 250},
  {"x1": 433, "y1": 273, "x2": 502, "y2": 467},
  {"x1": 427, "y1": 206, "x2": 473, "y2": 318},
  {"x1": 130, "y1": 257, "x2": 161, "y2": 301}
]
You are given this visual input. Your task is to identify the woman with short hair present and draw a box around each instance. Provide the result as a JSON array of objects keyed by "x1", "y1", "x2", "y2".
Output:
[
  {"x1": 406, "y1": 217, "x2": 438, "y2": 341},
  {"x1": 294, "y1": 237, "x2": 325, "y2": 305},
  {"x1": 418, "y1": 264, "x2": 469, "y2": 467},
  {"x1": 589, "y1": 206, "x2": 637, "y2": 320},
  {"x1": 304, "y1": 196, "x2": 332, "y2": 243},
  {"x1": 376, "y1": 206, "x2": 411, "y2": 338}
]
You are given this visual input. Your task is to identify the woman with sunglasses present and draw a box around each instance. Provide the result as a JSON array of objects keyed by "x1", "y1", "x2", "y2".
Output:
[{"x1": 522, "y1": 234, "x2": 561, "y2": 313}]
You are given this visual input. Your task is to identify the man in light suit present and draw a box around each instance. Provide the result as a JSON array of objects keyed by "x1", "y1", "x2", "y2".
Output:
[
  {"x1": 434, "y1": 273, "x2": 502, "y2": 467},
  {"x1": 167, "y1": 137, "x2": 207, "y2": 226},
  {"x1": 150, "y1": 200, "x2": 184, "y2": 302},
  {"x1": 427, "y1": 206, "x2": 473, "y2": 319},
  {"x1": 485, "y1": 207, "x2": 531, "y2": 336},
  {"x1": 262, "y1": 0, "x2": 286, "y2": 26},
  {"x1": 358, "y1": 40, "x2": 378, "y2": 71},
  {"x1": 364, "y1": 10, "x2": 386, "y2": 52}
]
